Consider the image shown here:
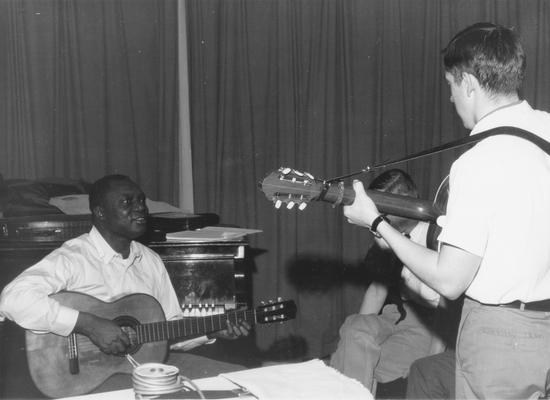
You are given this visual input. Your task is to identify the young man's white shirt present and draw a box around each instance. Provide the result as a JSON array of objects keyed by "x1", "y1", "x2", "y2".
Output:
[{"x1": 438, "y1": 101, "x2": 550, "y2": 303}]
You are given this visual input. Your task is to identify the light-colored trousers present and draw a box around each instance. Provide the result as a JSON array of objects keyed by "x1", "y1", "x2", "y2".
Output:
[
  {"x1": 330, "y1": 302, "x2": 435, "y2": 390},
  {"x1": 456, "y1": 298, "x2": 550, "y2": 399}
]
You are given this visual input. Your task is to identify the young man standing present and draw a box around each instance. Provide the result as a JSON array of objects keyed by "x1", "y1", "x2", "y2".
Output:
[{"x1": 344, "y1": 22, "x2": 550, "y2": 398}]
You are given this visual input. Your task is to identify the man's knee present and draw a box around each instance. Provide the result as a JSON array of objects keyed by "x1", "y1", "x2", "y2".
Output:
[
  {"x1": 408, "y1": 357, "x2": 422, "y2": 378},
  {"x1": 409, "y1": 355, "x2": 433, "y2": 376}
]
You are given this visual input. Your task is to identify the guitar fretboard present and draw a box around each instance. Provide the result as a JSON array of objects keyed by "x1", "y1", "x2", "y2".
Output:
[{"x1": 135, "y1": 308, "x2": 256, "y2": 344}]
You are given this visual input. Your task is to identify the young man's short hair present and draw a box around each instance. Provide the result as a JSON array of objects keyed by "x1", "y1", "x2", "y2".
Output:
[{"x1": 442, "y1": 22, "x2": 526, "y2": 95}]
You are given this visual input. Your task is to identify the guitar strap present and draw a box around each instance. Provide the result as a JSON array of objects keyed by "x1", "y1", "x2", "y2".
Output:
[{"x1": 326, "y1": 126, "x2": 550, "y2": 182}]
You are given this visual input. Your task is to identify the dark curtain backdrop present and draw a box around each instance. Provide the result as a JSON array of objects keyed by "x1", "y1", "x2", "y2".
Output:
[
  {"x1": 186, "y1": 0, "x2": 550, "y2": 357},
  {"x1": 0, "y1": 0, "x2": 179, "y2": 203},
  {"x1": 1, "y1": 0, "x2": 549, "y2": 361}
]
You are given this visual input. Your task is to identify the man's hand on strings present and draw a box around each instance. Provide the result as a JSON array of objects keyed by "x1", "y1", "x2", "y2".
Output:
[
  {"x1": 343, "y1": 180, "x2": 381, "y2": 229},
  {"x1": 74, "y1": 312, "x2": 130, "y2": 355}
]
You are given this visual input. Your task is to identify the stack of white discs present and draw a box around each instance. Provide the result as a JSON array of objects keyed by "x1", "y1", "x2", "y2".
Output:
[{"x1": 132, "y1": 363, "x2": 184, "y2": 398}]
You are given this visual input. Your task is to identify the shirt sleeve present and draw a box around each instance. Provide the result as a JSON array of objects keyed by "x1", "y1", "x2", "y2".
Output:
[
  {"x1": 0, "y1": 250, "x2": 80, "y2": 336},
  {"x1": 438, "y1": 154, "x2": 491, "y2": 256}
]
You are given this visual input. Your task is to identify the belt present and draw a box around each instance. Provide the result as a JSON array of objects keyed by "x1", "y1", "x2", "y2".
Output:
[
  {"x1": 498, "y1": 299, "x2": 550, "y2": 312},
  {"x1": 468, "y1": 296, "x2": 550, "y2": 312}
]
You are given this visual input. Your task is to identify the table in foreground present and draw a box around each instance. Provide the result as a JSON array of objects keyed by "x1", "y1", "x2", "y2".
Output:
[{"x1": 60, "y1": 359, "x2": 373, "y2": 400}]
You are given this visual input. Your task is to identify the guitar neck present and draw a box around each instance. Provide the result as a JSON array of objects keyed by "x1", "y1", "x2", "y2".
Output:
[
  {"x1": 135, "y1": 308, "x2": 255, "y2": 344},
  {"x1": 318, "y1": 182, "x2": 443, "y2": 222}
]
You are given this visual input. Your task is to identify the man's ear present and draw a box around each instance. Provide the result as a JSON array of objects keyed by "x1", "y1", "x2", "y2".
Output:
[
  {"x1": 462, "y1": 72, "x2": 480, "y2": 96},
  {"x1": 92, "y1": 205, "x2": 105, "y2": 220}
]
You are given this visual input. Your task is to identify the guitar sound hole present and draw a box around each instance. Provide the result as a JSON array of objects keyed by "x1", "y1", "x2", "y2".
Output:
[{"x1": 114, "y1": 315, "x2": 141, "y2": 356}]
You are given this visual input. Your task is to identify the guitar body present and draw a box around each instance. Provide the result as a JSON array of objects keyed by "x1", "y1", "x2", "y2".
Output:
[
  {"x1": 26, "y1": 292, "x2": 167, "y2": 398},
  {"x1": 24, "y1": 292, "x2": 296, "y2": 398}
]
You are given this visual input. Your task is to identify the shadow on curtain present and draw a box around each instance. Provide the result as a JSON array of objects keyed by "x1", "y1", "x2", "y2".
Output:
[{"x1": 186, "y1": 0, "x2": 550, "y2": 357}]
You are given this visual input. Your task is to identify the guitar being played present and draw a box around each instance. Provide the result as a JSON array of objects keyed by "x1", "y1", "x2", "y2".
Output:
[
  {"x1": 24, "y1": 292, "x2": 296, "y2": 398},
  {"x1": 260, "y1": 167, "x2": 446, "y2": 218},
  {"x1": 0, "y1": 174, "x2": 285, "y2": 398},
  {"x1": 259, "y1": 167, "x2": 448, "y2": 249}
]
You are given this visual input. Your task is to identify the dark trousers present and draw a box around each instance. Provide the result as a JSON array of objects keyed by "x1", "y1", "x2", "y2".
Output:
[{"x1": 406, "y1": 350, "x2": 455, "y2": 399}]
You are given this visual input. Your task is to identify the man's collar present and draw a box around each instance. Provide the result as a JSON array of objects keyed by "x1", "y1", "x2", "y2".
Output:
[
  {"x1": 471, "y1": 100, "x2": 528, "y2": 135},
  {"x1": 89, "y1": 226, "x2": 143, "y2": 263}
]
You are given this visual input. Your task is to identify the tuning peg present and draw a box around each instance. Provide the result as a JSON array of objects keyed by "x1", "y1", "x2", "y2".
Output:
[
  {"x1": 293, "y1": 170, "x2": 304, "y2": 176},
  {"x1": 281, "y1": 167, "x2": 291, "y2": 174},
  {"x1": 274, "y1": 200, "x2": 282, "y2": 209},
  {"x1": 286, "y1": 201, "x2": 295, "y2": 209},
  {"x1": 304, "y1": 171, "x2": 314, "y2": 179},
  {"x1": 277, "y1": 297, "x2": 282, "y2": 301},
  {"x1": 298, "y1": 202, "x2": 307, "y2": 211}
]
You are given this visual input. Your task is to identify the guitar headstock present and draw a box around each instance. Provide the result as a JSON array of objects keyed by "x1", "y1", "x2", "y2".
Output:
[
  {"x1": 259, "y1": 167, "x2": 325, "y2": 210},
  {"x1": 255, "y1": 299, "x2": 297, "y2": 324}
]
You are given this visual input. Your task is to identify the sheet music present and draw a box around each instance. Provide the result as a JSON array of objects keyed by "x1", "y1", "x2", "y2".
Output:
[
  {"x1": 165, "y1": 227, "x2": 262, "y2": 242},
  {"x1": 220, "y1": 359, "x2": 373, "y2": 400}
]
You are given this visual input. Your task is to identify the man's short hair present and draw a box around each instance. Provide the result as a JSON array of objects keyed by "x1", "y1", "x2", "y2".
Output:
[
  {"x1": 368, "y1": 168, "x2": 418, "y2": 198},
  {"x1": 442, "y1": 22, "x2": 526, "y2": 96},
  {"x1": 88, "y1": 174, "x2": 133, "y2": 213}
]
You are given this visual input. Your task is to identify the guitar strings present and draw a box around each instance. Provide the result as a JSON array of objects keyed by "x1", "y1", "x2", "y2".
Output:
[
  {"x1": 71, "y1": 309, "x2": 254, "y2": 352},
  {"x1": 126, "y1": 354, "x2": 206, "y2": 399}
]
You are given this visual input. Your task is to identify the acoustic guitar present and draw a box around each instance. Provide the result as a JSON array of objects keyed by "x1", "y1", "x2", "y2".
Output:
[
  {"x1": 259, "y1": 167, "x2": 447, "y2": 217},
  {"x1": 25, "y1": 292, "x2": 297, "y2": 398},
  {"x1": 259, "y1": 167, "x2": 449, "y2": 249}
]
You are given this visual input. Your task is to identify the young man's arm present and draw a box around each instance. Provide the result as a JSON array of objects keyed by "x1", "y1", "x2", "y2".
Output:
[{"x1": 344, "y1": 180, "x2": 481, "y2": 300}]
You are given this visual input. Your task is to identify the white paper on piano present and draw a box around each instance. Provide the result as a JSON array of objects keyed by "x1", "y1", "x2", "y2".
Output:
[
  {"x1": 220, "y1": 359, "x2": 373, "y2": 400},
  {"x1": 166, "y1": 226, "x2": 262, "y2": 242}
]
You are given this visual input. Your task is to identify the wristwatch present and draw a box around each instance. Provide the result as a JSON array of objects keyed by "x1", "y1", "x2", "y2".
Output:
[{"x1": 369, "y1": 214, "x2": 389, "y2": 235}]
